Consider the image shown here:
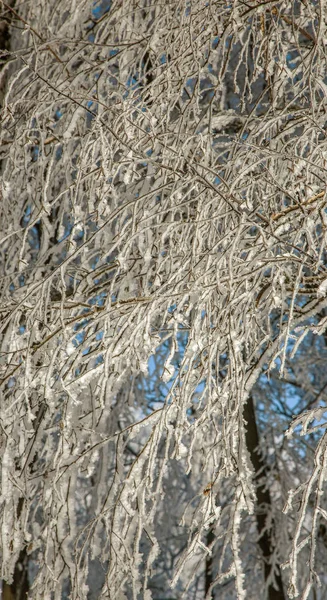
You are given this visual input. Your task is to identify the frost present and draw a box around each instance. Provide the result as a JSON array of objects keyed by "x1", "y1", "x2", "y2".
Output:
[
  {"x1": 161, "y1": 362, "x2": 175, "y2": 383},
  {"x1": 317, "y1": 278, "x2": 327, "y2": 297},
  {"x1": 274, "y1": 222, "x2": 290, "y2": 236},
  {"x1": 176, "y1": 442, "x2": 188, "y2": 460},
  {"x1": 66, "y1": 341, "x2": 76, "y2": 356},
  {"x1": 1, "y1": 1, "x2": 327, "y2": 599}
]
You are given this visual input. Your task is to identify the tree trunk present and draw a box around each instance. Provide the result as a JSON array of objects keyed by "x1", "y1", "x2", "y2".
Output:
[
  {"x1": 1, "y1": 497, "x2": 29, "y2": 600},
  {"x1": 244, "y1": 395, "x2": 285, "y2": 600},
  {"x1": 2, "y1": 549, "x2": 29, "y2": 600},
  {"x1": 204, "y1": 396, "x2": 285, "y2": 600},
  {"x1": 204, "y1": 527, "x2": 215, "y2": 598},
  {"x1": 0, "y1": 0, "x2": 15, "y2": 106}
]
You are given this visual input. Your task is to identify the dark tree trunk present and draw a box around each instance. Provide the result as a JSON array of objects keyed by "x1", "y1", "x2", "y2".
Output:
[
  {"x1": 204, "y1": 527, "x2": 215, "y2": 598},
  {"x1": 1, "y1": 499, "x2": 29, "y2": 600},
  {"x1": 0, "y1": 0, "x2": 14, "y2": 105},
  {"x1": 2, "y1": 549, "x2": 29, "y2": 600},
  {"x1": 244, "y1": 395, "x2": 285, "y2": 600}
]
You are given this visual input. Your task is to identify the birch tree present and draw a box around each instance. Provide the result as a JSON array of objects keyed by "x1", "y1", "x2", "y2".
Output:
[{"x1": 1, "y1": 0, "x2": 327, "y2": 598}]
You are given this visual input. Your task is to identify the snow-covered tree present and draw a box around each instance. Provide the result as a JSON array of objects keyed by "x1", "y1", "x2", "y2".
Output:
[{"x1": 1, "y1": 1, "x2": 327, "y2": 598}]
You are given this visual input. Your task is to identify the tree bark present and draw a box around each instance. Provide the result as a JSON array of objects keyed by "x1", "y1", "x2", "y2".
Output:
[
  {"x1": 2, "y1": 549, "x2": 29, "y2": 600},
  {"x1": 204, "y1": 527, "x2": 215, "y2": 598},
  {"x1": 1, "y1": 497, "x2": 29, "y2": 600},
  {"x1": 204, "y1": 396, "x2": 285, "y2": 600},
  {"x1": 0, "y1": 0, "x2": 14, "y2": 106},
  {"x1": 244, "y1": 395, "x2": 285, "y2": 600}
]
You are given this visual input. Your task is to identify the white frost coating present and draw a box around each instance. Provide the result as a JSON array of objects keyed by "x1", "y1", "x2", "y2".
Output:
[
  {"x1": 161, "y1": 362, "x2": 175, "y2": 383},
  {"x1": 63, "y1": 107, "x2": 85, "y2": 139},
  {"x1": 1, "y1": 1, "x2": 327, "y2": 598},
  {"x1": 274, "y1": 222, "x2": 290, "y2": 236},
  {"x1": 317, "y1": 278, "x2": 327, "y2": 297},
  {"x1": 66, "y1": 341, "x2": 76, "y2": 356},
  {"x1": 175, "y1": 441, "x2": 188, "y2": 460}
]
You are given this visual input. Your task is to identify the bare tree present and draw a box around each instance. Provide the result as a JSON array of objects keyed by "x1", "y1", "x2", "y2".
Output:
[{"x1": 2, "y1": 1, "x2": 327, "y2": 598}]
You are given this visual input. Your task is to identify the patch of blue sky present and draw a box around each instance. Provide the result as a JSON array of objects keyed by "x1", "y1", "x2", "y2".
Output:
[
  {"x1": 141, "y1": 330, "x2": 189, "y2": 404},
  {"x1": 88, "y1": 291, "x2": 107, "y2": 307},
  {"x1": 286, "y1": 51, "x2": 298, "y2": 70},
  {"x1": 186, "y1": 77, "x2": 196, "y2": 92},
  {"x1": 275, "y1": 381, "x2": 300, "y2": 413},
  {"x1": 176, "y1": 328, "x2": 189, "y2": 357},
  {"x1": 56, "y1": 146, "x2": 63, "y2": 161},
  {"x1": 160, "y1": 54, "x2": 167, "y2": 64},
  {"x1": 70, "y1": 332, "x2": 93, "y2": 357},
  {"x1": 28, "y1": 225, "x2": 41, "y2": 250},
  {"x1": 76, "y1": 307, "x2": 93, "y2": 320},
  {"x1": 31, "y1": 146, "x2": 39, "y2": 162},
  {"x1": 58, "y1": 219, "x2": 73, "y2": 243},
  {"x1": 196, "y1": 379, "x2": 205, "y2": 395},
  {"x1": 147, "y1": 354, "x2": 157, "y2": 378},
  {"x1": 212, "y1": 36, "x2": 219, "y2": 50},
  {"x1": 92, "y1": 0, "x2": 111, "y2": 20},
  {"x1": 74, "y1": 331, "x2": 86, "y2": 345},
  {"x1": 188, "y1": 379, "x2": 206, "y2": 412},
  {"x1": 22, "y1": 205, "x2": 32, "y2": 228}
]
